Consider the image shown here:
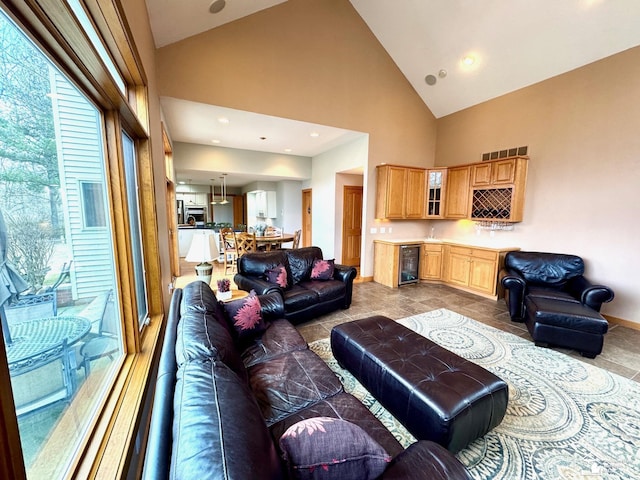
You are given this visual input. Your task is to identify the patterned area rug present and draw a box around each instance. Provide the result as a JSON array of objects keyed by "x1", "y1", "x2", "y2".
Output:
[{"x1": 309, "y1": 308, "x2": 640, "y2": 480}]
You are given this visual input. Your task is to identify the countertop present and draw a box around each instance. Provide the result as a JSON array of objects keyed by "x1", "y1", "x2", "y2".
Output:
[{"x1": 373, "y1": 238, "x2": 520, "y2": 251}]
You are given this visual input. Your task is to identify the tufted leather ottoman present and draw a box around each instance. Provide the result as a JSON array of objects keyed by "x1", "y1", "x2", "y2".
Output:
[{"x1": 330, "y1": 315, "x2": 508, "y2": 453}]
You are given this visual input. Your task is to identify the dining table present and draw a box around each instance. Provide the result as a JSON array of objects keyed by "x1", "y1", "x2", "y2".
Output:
[{"x1": 254, "y1": 233, "x2": 295, "y2": 251}]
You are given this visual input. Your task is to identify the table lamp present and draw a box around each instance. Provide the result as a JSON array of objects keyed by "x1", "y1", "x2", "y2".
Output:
[{"x1": 185, "y1": 231, "x2": 218, "y2": 284}]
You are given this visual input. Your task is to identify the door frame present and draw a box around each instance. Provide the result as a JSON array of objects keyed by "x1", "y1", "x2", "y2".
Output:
[{"x1": 301, "y1": 188, "x2": 312, "y2": 247}]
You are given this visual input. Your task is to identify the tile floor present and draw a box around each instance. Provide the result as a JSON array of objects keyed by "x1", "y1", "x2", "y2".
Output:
[{"x1": 177, "y1": 259, "x2": 640, "y2": 382}]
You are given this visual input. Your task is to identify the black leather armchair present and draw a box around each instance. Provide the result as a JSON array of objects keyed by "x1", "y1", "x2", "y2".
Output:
[
  {"x1": 499, "y1": 251, "x2": 614, "y2": 358},
  {"x1": 499, "y1": 251, "x2": 614, "y2": 322}
]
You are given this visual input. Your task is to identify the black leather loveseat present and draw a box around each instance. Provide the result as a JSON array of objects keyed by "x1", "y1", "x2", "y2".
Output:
[
  {"x1": 143, "y1": 281, "x2": 472, "y2": 480},
  {"x1": 499, "y1": 251, "x2": 614, "y2": 357},
  {"x1": 234, "y1": 246, "x2": 357, "y2": 324}
]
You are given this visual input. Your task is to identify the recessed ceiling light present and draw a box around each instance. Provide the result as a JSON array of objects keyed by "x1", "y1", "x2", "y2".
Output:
[
  {"x1": 310, "y1": 132, "x2": 320, "y2": 138},
  {"x1": 284, "y1": 148, "x2": 292, "y2": 153},
  {"x1": 211, "y1": 139, "x2": 221, "y2": 144},
  {"x1": 462, "y1": 55, "x2": 476, "y2": 66},
  {"x1": 217, "y1": 117, "x2": 229, "y2": 124}
]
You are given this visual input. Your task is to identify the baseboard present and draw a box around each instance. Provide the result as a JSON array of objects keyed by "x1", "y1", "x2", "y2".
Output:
[
  {"x1": 604, "y1": 314, "x2": 640, "y2": 331},
  {"x1": 355, "y1": 275, "x2": 373, "y2": 283}
]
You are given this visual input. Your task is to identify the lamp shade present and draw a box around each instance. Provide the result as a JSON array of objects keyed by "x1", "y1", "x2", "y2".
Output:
[{"x1": 185, "y1": 230, "x2": 218, "y2": 263}]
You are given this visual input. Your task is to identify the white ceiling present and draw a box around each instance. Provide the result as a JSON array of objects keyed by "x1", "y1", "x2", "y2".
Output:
[{"x1": 146, "y1": 0, "x2": 640, "y2": 184}]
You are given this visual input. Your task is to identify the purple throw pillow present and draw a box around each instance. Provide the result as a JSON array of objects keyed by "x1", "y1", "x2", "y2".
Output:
[
  {"x1": 310, "y1": 259, "x2": 334, "y2": 281},
  {"x1": 279, "y1": 417, "x2": 391, "y2": 480},
  {"x1": 265, "y1": 263, "x2": 288, "y2": 288},
  {"x1": 223, "y1": 290, "x2": 267, "y2": 340}
]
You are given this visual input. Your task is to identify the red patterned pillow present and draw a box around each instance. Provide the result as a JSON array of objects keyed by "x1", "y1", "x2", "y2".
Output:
[
  {"x1": 223, "y1": 290, "x2": 267, "y2": 340},
  {"x1": 279, "y1": 417, "x2": 390, "y2": 480},
  {"x1": 310, "y1": 259, "x2": 334, "y2": 281},
  {"x1": 265, "y1": 263, "x2": 288, "y2": 288}
]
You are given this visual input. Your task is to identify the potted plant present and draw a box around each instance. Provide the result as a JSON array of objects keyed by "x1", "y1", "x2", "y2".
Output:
[{"x1": 216, "y1": 278, "x2": 232, "y2": 301}]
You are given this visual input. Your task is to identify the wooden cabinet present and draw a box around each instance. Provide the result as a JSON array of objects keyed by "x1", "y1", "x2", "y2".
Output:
[
  {"x1": 376, "y1": 165, "x2": 425, "y2": 219},
  {"x1": 425, "y1": 169, "x2": 447, "y2": 218},
  {"x1": 443, "y1": 245, "x2": 507, "y2": 297},
  {"x1": 444, "y1": 166, "x2": 470, "y2": 219},
  {"x1": 373, "y1": 241, "x2": 400, "y2": 288},
  {"x1": 470, "y1": 157, "x2": 528, "y2": 222},
  {"x1": 419, "y1": 243, "x2": 442, "y2": 280}
]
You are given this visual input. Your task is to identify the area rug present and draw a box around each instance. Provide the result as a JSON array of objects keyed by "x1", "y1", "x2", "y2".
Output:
[{"x1": 309, "y1": 308, "x2": 640, "y2": 480}]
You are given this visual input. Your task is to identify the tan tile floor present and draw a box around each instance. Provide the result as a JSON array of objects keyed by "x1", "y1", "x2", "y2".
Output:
[{"x1": 178, "y1": 258, "x2": 640, "y2": 382}]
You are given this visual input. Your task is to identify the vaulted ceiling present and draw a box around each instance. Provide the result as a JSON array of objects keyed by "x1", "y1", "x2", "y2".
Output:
[{"x1": 146, "y1": 0, "x2": 640, "y2": 183}]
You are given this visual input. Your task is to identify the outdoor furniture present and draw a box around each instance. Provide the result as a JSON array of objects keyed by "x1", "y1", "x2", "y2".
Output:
[
  {"x1": 6, "y1": 315, "x2": 91, "y2": 416},
  {"x1": 77, "y1": 290, "x2": 119, "y2": 376},
  {"x1": 1, "y1": 291, "x2": 57, "y2": 344}
]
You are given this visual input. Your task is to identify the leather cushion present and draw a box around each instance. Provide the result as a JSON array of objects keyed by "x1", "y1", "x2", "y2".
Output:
[
  {"x1": 526, "y1": 296, "x2": 608, "y2": 334},
  {"x1": 505, "y1": 251, "x2": 584, "y2": 287},
  {"x1": 286, "y1": 247, "x2": 324, "y2": 284},
  {"x1": 176, "y1": 310, "x2": 247, "y2": 383},
  {"x1": 527, "y1": 287, "x2": 581, "y2": 304},
  {"x1": 242, "y1": 319, "x2": 308, "y2": 368},
  {"x1": 249, "y1": 349, "x2": 343, "y2": 426},
  {"x1": 238, "y1": 250, "x2": 289, "y2": 277},
  {"x1": 298, "y1": 279, "x2": 345, "y2": 302},
  {"x1": 172, "y1": 360, "x2": 282, "y2": 480},
  {"x1": 283, "y1": 285, "x2": 319, "y2": 312},
  {"x1": 179, "y1": 280, "x2": 220, "y2": 317}
]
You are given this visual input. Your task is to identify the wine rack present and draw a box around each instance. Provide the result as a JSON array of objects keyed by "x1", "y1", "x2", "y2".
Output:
[{"x1": 470, "y1": 188, "x2": 513, "y2": 220}]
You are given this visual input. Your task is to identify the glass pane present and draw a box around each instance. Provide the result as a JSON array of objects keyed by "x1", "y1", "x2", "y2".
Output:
[
  {"x1": 122, "y1": 132, "x2": 148, "y2": 326},
  {"x1": 0, "y1": 11, "x2": 123, "y2": 478}
]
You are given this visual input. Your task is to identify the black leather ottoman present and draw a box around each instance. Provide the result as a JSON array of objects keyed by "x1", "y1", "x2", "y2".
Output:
[
  {"x1": 525, "y1": 295, "x2": 609, "y2": 358},
  {"x1": 330, "y1": 316, "x2": 508, "y2": 453}
]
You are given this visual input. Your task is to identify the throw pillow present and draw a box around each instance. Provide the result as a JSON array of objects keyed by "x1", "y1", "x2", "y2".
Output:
[
  {"x1": 265, "y1": 263, "x2": 288, "y2": 288},
  {"x1": 279, "y1": 417, "x2": 391, "y2": 480},
  {"x1": 223, "y1": 290, "x2": 267, "y2": 340},
  {"x1": 310, "y1": 259, "x2": 334, "y2": 281}
]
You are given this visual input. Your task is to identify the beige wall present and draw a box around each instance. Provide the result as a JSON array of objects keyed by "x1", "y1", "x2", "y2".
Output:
[
  {"x1": 155, "y1": 0, "x2": 437, "y2": 275},
  {"x1": 435, "y1": 46, "x2": 640, "y2": 323}
]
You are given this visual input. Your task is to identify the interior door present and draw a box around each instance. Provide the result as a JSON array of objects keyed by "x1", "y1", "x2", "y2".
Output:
[
  {"x1": 302, "y1": 189, "x2": 312, "y2": 247},
  {"x1": 341, "y1": 186, "x2": 362, "y2": 267}
]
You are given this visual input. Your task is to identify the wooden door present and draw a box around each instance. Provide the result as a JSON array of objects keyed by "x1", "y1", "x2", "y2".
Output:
[
  {"x1": 341, "y1": 186, "x2": 362, "y2": 267},
  {"x1": 405, "y1": 168, "x2": 426, "y2": 218},
  {"x1": 302, "y1": 189, "x2": 312, "y2": 247},
  {"x1": 233, "y1": 194, "x2": 245, "y2": 229},
  {"x1": 444, "y1": 166, "x2": 470, "y2": 218}
]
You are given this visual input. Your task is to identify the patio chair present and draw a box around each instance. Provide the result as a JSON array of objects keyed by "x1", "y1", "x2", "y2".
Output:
[
  {"x1": 77, "y1": 290, "x2": 120, "y2": 376},
  {"x1": 1, "y1": 291, "x2": 57, "y2": 343}
]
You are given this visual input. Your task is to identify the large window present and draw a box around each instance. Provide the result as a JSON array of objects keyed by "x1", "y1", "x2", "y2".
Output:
[
  {"x1": 0, "y1": 1, "x2": 161, "y2": 478},
  {"x1": 0, "y1": 9, "x2": 125, "y2": 477}
]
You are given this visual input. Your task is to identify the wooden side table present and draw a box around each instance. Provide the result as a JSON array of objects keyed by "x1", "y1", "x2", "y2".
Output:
[{"x1": 215, "y1": 289, "x2": 248, "y2": 303}]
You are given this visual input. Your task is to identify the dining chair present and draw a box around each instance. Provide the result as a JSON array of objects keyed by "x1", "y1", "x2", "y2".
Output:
[
  {"x1": 292, "y1": 229, "x2": 301, "y2": 249},
  {"x1": 220, "y1": 227, "x2": 238, "y2": 274},
  {"x1": 235, "y1": 232, "x2": 257, "y2": 257}
]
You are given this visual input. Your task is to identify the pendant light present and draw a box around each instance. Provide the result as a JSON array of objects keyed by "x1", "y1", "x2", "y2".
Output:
[
  {"x1": 210, "y1": 178, "x2": 218, "y2": 205},
  {"x1": 220, "y1": 174, "x2": 229, "y2": 205}
]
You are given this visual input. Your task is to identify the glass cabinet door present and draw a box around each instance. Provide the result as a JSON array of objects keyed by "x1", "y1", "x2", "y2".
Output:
[{"x1": 426, "y1": 169, "x2": 447, "y2": 218}]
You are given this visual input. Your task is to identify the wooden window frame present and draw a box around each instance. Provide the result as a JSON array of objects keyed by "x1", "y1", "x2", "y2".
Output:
[{"x1": 0, "y1": 1, "x2": 163, "y2": 478}]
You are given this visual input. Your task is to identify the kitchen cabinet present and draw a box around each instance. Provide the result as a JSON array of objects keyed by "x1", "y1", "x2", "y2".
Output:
[
  {"x1": 374, "y1": 240, "x2": 422, "y2": 288},
  {"x1": 443, "y1": 245, "x2": 509, "y2": 297},
  {"x1": 248, "y1": 190, "x2": 277, "y2": 218},
  {"x1": 376, "y1": 165, "x2": 425, "y2": 219},
  {"x1": 419, "y1": 243, "x2": 442, "y2": 280},
  {"x1": 470, "y1": 156, "x2": 528, "y2": 222},
  {"x1": 444, "y1": 166, "x2": 470, "y2": 219},
  {"x1": 425, "y1": 169, "x2": 447, "y2": 218}
]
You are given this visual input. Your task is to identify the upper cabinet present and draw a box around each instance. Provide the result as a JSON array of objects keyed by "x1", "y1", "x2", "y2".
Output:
[
  {"x1": 444, "y1": 166, "x2": 470, "y2": 219},
  {"x1": 469, "y1": 157, "x2": 528, "y2": 222},
  {"x1": 248, "y1": 190, "x2": 277, "y2": 218},
  {"x1": 425, "y1": 169, "x2": 447, "y2": 219},
  {"x1": 376, "y1": 165, "x2": 425, "y2": 219}
]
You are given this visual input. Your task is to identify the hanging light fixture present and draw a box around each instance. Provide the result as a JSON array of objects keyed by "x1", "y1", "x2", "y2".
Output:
[
  {"x1": 220, "y1": 174, "x2": 229, "y2": 205},
  {"x1": 210, "y1": 178, "x2": 218, "y2": 205}
]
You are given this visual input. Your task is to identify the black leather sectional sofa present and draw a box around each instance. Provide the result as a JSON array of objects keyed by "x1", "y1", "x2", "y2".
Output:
[{"x1": 143, "y1": 281, "x2": 471, "y2": 480}]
